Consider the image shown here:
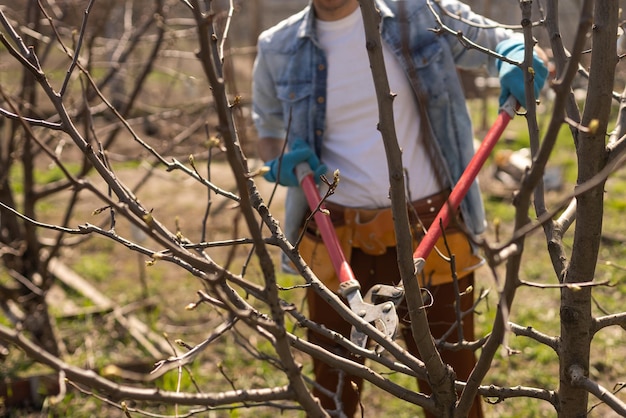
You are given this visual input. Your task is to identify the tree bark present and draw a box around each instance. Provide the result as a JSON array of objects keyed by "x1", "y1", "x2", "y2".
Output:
[{"x1": 559, "y1": 1, "x2": 617, "y2": 416}]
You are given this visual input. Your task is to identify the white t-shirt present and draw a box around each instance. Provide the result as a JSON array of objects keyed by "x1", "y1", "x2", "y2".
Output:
[{"x1": 316, "y1": 8, "x2": 440, "y2": 208}]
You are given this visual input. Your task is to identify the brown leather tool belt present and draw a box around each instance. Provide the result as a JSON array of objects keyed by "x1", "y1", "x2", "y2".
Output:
[
  {"x1": 300, "y1": 190, "x2": 484, "y2": 288},
  {"x1": 305, "y1": 190, "x2": 455, "y2": 256}
]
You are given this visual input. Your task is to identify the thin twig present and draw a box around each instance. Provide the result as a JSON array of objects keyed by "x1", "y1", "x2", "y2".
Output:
[{"x1": 59, "y1": 0, "x2": 96, "y2": 96}]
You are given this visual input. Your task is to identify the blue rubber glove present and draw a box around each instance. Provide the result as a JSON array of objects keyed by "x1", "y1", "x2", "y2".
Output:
[
  {"x1": 496, "y1": 38, "x2": 548, "y2": 109},
  {"x1": 263, "y1": 139, "x2": 327, "y2": 187}
]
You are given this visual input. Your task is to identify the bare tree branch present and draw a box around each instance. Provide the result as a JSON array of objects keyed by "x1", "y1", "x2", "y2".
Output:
[
  {"x1": 0, "y1": 323, "x2": 296, "y2": 407},
  {"x1": 508, "y1": 322, "x2": 559, "y2": 351},
  {"x1": 569, "y1": 365, "x2": 626, "y2": 415},
  {"x1": 592, "y1": 313, "x2": 626, "y2": 335}
]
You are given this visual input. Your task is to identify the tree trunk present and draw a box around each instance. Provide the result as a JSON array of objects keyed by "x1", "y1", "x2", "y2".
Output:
[{"x1": 559, "y1": 1, "x2": 617, "y2": 416}]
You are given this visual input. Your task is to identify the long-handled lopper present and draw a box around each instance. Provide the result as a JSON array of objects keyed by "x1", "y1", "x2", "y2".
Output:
[
  {"x1": 295, "y1": 96, "x2": 516, "y2": 348},
  {"x1": 295, "y1": 162, "x2": 401, "y2": 349}
]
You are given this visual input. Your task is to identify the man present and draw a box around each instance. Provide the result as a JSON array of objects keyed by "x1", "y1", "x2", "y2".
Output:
[{"x1": 252, "y1": 0, "x2": 547, "y2": 416}]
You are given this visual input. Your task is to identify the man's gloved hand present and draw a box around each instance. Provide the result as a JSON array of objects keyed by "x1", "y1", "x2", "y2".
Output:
[
  {"x1": 263, "y1": 138, "x2": 327, "y2": 187},
  {"x1": 496, "y1": 38, "x2": 548, "y2": 109}
]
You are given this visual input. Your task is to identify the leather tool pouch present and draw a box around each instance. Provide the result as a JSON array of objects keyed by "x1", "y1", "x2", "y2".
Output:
[
  {"x1": 345, "y1": 207, "x2": 396, "y2": 256},
  {"x1": 417, "y1": 230, "x2": 484, "y2": 287}
]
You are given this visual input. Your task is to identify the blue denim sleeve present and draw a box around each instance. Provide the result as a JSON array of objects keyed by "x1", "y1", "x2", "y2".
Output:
[{"x1": 252, "y1": 40, "x2": 287, "y2": 140}]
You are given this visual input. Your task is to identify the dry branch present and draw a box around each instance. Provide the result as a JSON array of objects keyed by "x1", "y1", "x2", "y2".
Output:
[{"x1": 0, "y1": 323, "x2": 296, "y2": 408}]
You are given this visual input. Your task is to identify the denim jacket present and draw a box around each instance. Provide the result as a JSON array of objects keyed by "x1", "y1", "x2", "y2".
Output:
[{"x1": 252, "y1": 0, "x2": 514, "y2": 246}]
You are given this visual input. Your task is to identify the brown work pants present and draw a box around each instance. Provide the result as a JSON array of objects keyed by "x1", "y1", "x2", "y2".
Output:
[{"x1": 307, "y1": 246, "x2": 484, "y2": 418}]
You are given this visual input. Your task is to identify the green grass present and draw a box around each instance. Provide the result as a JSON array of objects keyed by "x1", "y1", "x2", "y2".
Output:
[
  {"x1": 72, "y1": 243, "x2": 116, "y2": 284},
  {"x1": 8, "y1": 163, "x2": 79, "y2": 193}
]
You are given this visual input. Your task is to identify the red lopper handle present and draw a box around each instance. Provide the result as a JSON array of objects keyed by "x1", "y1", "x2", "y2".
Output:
[
  {"x1": 296, "y1": 164, "x2": 356, "y2": 285},
  {"x1": 413, "y1": 97, "x2": 516, "y2": 263}
]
